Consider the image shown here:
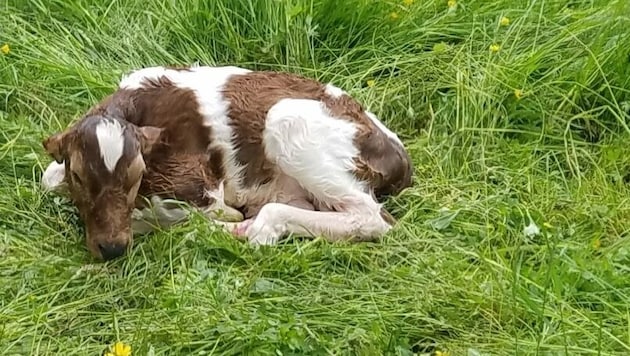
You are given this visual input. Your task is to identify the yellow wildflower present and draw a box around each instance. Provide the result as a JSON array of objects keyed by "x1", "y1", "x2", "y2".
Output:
[
  {"x1": 1, "y1": 44, "x2": 9, "y2": 55},
  {"x1": 500, "y1": 16, "x2": 510, "y2": 26},
  {"x1": 105, "y1": 341, "x2": 132, "y2": 356},
  {"x1": 433, "y1": 42, "x2": 449, "y2": 53},
  {"x1": 367, "y1": 79, "x2": 376, "y2": 87},
  {"x1": 489, "y1": 43, "x2": 501, "y2": 52},
  {"x1": 389, "y1": 12, "x2": 399, "y2": 20},
  {"x1": 403, "y1": 0, "x2": 414, "y2": 5},
  {"x1": 514, "y1": 89, "x2": 523, "y2": 100},
  {"x1": 592, "y1": 239, "x2": 601, "y2": 250},
  {"x1": 447, "y1": 0, "x2": 456, "y2": 8}
]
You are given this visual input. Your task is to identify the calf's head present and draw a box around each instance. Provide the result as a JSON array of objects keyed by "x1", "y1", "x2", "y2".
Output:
[{"x1": 43, "y1": 115, "x2": 162, "y2": 261}]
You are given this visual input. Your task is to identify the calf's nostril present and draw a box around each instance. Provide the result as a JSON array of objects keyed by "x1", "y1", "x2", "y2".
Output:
[{"x1": 98, "y1": 243, "x2": 127, "y2": 261}]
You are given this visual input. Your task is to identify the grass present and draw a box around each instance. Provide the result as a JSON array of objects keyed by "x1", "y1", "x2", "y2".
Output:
[{"x1": 1, "y1": 0, "x2": 630, "y2": 354}]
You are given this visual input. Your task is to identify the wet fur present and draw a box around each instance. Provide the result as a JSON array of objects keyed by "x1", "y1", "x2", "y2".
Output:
[{"x1": 42, "y1": 64, "x2": 414, "y2": 258}]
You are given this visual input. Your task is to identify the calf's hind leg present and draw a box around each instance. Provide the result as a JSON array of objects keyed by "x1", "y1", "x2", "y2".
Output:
[
  {"x1": 234, "y1": 98, "x2": 393, "y2": 245},
  {"x1": 239, "y1": 197, "x2": 391, "y2": 245}
]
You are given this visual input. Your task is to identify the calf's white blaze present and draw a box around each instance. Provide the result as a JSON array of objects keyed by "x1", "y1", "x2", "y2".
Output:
[{"x1": 95, "y1": 119, "x2": 125, "y2": 173}]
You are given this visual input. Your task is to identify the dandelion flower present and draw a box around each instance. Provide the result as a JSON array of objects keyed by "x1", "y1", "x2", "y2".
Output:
[
  {"x1": 490, "y1": 43, "x2": 501, "y2": 52},
  {"x1": 403, "y1": 0, "x2": 414, "y2": 5},
  {"x1": 389, "y1": 12, "x2": 400, "y2": 20},
  {"x1": 523, "y1": 220, "x2": 540, "y2": 238},
  {"x1": 592, "y1": 239, "x2": 601, "y2": 250},
  {"x1": 433, "y1": 42, "x2": 449, "y2": 53},
  {"x1": 500, "y1": 16, "x2": 510, "y2": 26},
  {"x1": 514, "y1": 89, "x2": 523, "y2": 100},
  {"x1": 1, "y1": 44, "x2": 9, "y2": 55},
  {"x1": 105, "y1": 342, "x2": 132, "y2": 356},
  {"x1": 366, "y1": 79, "x2": 376, "y2": 87},
  {"x1": 447, "y1": 0, "x2": 457, "y2": 8}
]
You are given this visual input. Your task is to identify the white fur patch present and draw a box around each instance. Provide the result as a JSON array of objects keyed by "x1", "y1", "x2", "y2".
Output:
[
  {"x1": 364, "y1": 111, "x2": 404, "y2": 147},
  {"x1": 119, "y1": 67, "x2": 170, "y2": 90},
  {"x1": 239, "y1": 97, "x2": 394, "y2": 245},
  {"x1": 264, "y1": 98, "x2": 366, "y2": 205},
  {"x1": 324, "y1": 83, "x2": 346, "y2": 98},
  {"x1": 119, "y1": 65, "x2": 251, "y2": 90},
  {"x1": 41, "y1": 161, "x2": 66, "y2": 192},
  {"x1": 95, "y1": 119, "x2": 125, "y2": 173}
]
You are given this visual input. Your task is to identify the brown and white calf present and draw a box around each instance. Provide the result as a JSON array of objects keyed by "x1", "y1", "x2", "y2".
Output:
[{"x1": 41, "y1": 65, "x2": 413, "y2": 261}]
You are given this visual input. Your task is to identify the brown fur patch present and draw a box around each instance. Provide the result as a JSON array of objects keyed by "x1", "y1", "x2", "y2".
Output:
[
  {"x1": 139, "y1": 152, "x2": 222, "y2": 207},
  {"x1": 320, "y1": 92, "x2": 413, "y2": 199},
  {"x1": 207, "y1": 146, "x2": 225, "y2": 182},
  {"x1": 106, "y1": 76, "x2": 215, "y2": 160}
]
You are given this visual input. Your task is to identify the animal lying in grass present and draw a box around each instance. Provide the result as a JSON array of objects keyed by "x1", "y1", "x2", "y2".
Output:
[{"x1": 40, "y1": 65, "x2": 414, "y2": 261}]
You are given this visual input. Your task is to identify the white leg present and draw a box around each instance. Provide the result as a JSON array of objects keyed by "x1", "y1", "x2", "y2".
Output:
[
  {"x1": 239, "y1": 203, "x2": 391, "y2": 245},
  {"x1": 237, "y1": 199, "x2": 391, "y2": 245},
  {"x1": 131, "y1": 194, "x2": 243, "y2": 234},
  {"x1": 132, "y1": 181, "x2": 246, "y2": 234},
  {"x1": 131, "y1": 208, "x2": 162, "y2": 235},
  {"x1": 132, "y1": 201, "x2": 246, "y2": 236},
  {"x1": 131, "y1": 196, "x2": 190, "y2": 235}
]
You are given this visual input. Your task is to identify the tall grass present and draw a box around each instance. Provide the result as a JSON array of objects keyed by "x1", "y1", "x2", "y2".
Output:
[{"x1": 1, "y1": 0, "x2": 630, "y2": 354}]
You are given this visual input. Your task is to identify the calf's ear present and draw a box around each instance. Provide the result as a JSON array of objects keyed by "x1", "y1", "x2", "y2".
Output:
[{"x1": 43, "y1": 130, "x2": 74, "y2": 163}]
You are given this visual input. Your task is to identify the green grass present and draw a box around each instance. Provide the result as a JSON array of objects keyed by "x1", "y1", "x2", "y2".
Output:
[{"x1": 1, "y1": 0, "x2": 630, "y2": 354}]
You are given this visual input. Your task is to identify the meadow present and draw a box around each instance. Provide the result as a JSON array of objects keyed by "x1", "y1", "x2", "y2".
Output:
[{"x1": 1, "y1": 0, "x2": 630, "y2": 355}]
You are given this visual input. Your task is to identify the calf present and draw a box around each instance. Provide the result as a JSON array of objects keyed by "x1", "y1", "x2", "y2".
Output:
[{"x1": 41, "y1": 65, "x2": 413, "y2": 261}]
